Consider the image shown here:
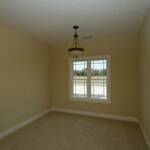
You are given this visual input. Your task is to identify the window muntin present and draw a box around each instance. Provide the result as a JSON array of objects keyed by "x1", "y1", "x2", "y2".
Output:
[{"x1": 70, "y1": 56, "x2": 111, "y2": 103}]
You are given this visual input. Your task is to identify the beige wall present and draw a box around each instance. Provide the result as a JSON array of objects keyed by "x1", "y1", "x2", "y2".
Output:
[
  {"x1": 139, "y1": 10, "x2": 150, "y2": 142},
  {"x1": 0, "y1": 25, "x2": 52, "y2": 132},
  {"x1": 51, "y1": 32, "x2": 139, "y2": 118}
]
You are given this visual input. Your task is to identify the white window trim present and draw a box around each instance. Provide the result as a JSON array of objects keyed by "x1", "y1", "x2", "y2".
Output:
[{"x1": 69, "y1": 55, "x2": 111, "y2": 104}]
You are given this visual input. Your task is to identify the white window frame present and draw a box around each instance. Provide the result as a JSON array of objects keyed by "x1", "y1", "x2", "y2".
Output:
[{"x1": 69, "y1": 55, "x2": 111, "y2": 104}]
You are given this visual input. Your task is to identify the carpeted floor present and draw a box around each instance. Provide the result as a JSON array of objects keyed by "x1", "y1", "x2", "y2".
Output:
[{"x1": 0, "y1": 112, "x2": 148, "y2": 150}]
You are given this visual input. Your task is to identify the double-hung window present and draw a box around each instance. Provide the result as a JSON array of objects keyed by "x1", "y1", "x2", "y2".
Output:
[{"x1": 69, "y1": 56, "x2": 111, "y2": 104}]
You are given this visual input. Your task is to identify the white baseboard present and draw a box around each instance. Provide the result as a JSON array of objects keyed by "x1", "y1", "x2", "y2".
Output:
[
  {"x1": 51, "y1": 107, "x2": 139, "y2": 123},
  {"x1": 0, "y1": 109, "x2": 51, "y2": 140},
  {"x1": 139, "y1": 122, "x2": 150, "y2": 149}
]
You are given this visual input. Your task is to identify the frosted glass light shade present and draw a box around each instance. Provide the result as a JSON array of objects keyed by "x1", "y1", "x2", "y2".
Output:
[{"x1": 68, "y1": 48, "x2": 84, "y2": 57}]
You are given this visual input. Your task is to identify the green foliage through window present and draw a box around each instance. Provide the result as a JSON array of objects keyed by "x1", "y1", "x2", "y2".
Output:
[{"x1": 74, "y1": 68, "x2": 107, "y2": 76}]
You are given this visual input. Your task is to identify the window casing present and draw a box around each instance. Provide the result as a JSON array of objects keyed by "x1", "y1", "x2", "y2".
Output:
[{"x1": 69, "y1": 56, "x2": 111, "y2": 104}]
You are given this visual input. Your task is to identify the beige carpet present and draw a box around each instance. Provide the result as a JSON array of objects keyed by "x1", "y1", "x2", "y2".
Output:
[{"x1": 0, "y1": 112, "x2": 148, "y2": 150}]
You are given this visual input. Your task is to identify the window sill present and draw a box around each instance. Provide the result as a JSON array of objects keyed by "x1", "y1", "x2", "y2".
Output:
[{"x1": 70, "y1": 97, "x2": 111, "y2": 104}]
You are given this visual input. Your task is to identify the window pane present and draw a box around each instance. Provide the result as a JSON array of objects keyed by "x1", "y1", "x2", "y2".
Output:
[
  {"x1": 73, "y1": 61, "x2": 87, "y2": 97},
  {"x1": 91, "y1": 59, "x2": 107, "y2": 99}
]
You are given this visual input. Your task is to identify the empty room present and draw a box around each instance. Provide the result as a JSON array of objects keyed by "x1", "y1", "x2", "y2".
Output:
[{"x1": 0, "y1": 0, "x2": 150, "y2": 150}]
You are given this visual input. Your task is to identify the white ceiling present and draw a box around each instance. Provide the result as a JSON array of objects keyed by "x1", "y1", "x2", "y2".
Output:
[{"x1": 0, "y1": 0, "x2": 150, "y2": 44}]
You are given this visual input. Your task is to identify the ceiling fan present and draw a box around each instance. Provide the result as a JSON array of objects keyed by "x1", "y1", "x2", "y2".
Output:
[{"x1": 82, "y1": 35, "x2": 93, "y2": 39}]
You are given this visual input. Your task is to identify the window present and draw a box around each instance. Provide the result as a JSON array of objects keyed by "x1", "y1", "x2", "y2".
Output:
[{"x1": 69, "y1": 56, "x2": 111, "y2": 103}]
